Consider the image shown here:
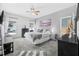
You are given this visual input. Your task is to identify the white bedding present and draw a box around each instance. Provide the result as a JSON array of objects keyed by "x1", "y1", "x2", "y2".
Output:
[{"x1": 24, "y1": 32, "x2": 53, "y2": 44}]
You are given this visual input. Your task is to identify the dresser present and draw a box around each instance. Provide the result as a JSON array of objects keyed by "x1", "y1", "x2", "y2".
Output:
[{"x1": 22, "y1": 28, "x2": 29, "y2": 38}]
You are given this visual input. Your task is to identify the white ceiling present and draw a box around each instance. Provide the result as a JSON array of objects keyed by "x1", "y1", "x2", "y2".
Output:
[{"x1": 0, "y1": 3, "x2": 77, "y2": 18}]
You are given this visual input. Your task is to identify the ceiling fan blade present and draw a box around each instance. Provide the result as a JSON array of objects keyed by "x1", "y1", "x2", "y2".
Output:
[
  {"x1": 35, "y1": 13, "x2": 39, "y2": 15},
  {"x1": 36, "y1": 11, "x2": 40, "y2": 12},
  {"x1": 26, "y1": 11, "x2": 33, "y2": 13}
]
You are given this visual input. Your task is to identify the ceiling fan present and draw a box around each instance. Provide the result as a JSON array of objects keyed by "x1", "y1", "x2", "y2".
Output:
[{"x1": 26, "y1": 6, "x2": 40, "y2": 16}]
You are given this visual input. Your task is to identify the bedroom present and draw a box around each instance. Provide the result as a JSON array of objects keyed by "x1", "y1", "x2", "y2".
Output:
[{"x1": 0, "y1": 3, "x2": 78, "y2": 56}]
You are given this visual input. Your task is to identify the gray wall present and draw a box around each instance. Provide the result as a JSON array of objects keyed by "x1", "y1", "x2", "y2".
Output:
[
  {"x1": 0, "y1": 3, "x2": 3, "y2": 13},
  {"x1": 77, "y1": 20, "x2": 79, "y2": 38},
  {"x1": 0, "y1": 4, "x2": 1, "y2": 8},
  {"x1": 36, "y1": 5, "x2": 77, "y2": 35},
  {"x1": 3, "y1": 5, "x2": 77, "y2": 38},
  {"x1": 4, "y1": 12, "x2": 32, "y2": 38}
]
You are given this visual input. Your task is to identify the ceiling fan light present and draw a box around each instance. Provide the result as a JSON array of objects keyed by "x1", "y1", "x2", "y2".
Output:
[
  {"x1": 32, "y1": 12, "x2": 37, "y2": 16},
  {"x1": 27, "y1": 6, "x2": 40, "y2": 16}
]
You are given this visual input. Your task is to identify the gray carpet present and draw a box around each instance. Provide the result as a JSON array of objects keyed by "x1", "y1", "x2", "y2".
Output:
[
  {"x1": 6, "y1": 38, "x2": 58, "y2": 56},
  {"x1": 18, "y1": 50, "x2": 47, "y2": 56}
]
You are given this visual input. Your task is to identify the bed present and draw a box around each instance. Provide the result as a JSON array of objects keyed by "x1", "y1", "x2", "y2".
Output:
[{"x1": 24, "y1": 31, "x2": 55, "y2": 45}]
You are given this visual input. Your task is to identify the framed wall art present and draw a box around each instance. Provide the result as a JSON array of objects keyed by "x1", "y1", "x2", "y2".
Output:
[{"x1": 60, "y1": 16, "x2": 76, "y2": 43}]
